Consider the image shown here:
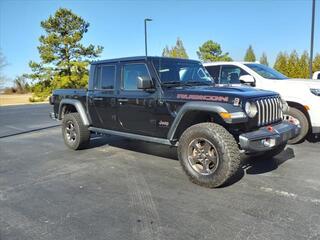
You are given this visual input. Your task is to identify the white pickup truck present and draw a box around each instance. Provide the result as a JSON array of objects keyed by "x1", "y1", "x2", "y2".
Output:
[{"x1": 204, "y1": 62, "x2": 320, "y2": 144}]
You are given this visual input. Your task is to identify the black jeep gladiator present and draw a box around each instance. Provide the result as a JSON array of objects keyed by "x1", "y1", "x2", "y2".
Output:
[{"x1": 50, "y1": 56, "x2": 299, "y2": 188}]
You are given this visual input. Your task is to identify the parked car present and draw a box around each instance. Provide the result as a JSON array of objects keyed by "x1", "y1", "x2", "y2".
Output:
[
  {"x1": 50, "y1": 57, "x2": 299, "y2": 188},
  {"x1": 204, "y1": 62, "x2": 320, "y2": 144},
  {"x1": 313, "y1": 71, "x2": 320, "y2": 80}
]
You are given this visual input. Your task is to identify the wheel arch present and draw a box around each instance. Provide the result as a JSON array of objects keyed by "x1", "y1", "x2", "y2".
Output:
[
  {"x1": 287, "y1": 101, "x2": 311, "y2": 130},
  {"x1": 167, "y1": 101, "x2": 246, "y2": 141},
  {"x1": 58, "y1": 99, "x2": 90, "y2": 126}
]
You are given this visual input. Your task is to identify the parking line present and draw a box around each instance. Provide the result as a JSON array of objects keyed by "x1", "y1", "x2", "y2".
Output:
[{"x1": 260, "y1": 187, "x2": 320, "y2": 204}]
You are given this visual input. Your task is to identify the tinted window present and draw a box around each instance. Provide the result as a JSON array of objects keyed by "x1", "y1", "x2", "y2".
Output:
[
  {"x1": 220, "y1": 65, "x2": 247, "y2": 84},
  {"x1": 205, "y1": 65, "x2": 220, "y2": 83},
  {"x1": 122, "y1": 64, "x2": 150, "y2": 90},
  {"x1": 101, "y1": 65, "x2": 115, "y2": 89},
  {"x1": 94, "y1": 66, "x2": 101, "y2": 89}
]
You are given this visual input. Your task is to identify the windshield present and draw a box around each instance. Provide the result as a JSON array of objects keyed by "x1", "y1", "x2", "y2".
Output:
[
  {"x1": 245, "y1": 63, "x2": 288, "y2": 80},
  {"x1": 152, "y1": 58, "x2": 213, "y2": 86}
]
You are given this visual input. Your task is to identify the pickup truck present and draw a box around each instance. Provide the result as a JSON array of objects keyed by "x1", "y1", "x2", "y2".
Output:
[
  {"x1": 50, "y1": 56, "x2": 299, "y2": 188},
  {"x1": 204, "y1": 62, "x2": 320, "y2": 144}
]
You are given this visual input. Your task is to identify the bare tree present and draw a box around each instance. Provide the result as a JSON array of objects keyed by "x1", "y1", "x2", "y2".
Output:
[{"x1": 0, "y1": 50, "x2": 8, "y2": 88}]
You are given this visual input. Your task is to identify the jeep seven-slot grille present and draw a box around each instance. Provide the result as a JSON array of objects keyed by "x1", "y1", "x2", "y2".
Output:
[{"x1": 255, "y1": 97, "x2": 282, "y2": 127}]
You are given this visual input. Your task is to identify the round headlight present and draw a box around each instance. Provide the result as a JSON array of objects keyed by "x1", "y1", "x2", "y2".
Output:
[{"x1": 245, "y1": 101, "x2": 258, "y2": 118}]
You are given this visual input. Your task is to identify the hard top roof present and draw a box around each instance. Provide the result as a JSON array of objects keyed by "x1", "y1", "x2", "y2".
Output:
[{"x1": 92, "y1": 56, "x2": 200, "y2": 65}]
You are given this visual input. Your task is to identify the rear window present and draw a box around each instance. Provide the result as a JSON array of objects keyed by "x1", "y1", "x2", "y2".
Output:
[
  {"x1": 94, "y1": 66, "x2": 101, "y2": 89},
  {"x1": 101, "y1": 65, "x2": 116, "y2": 89},
  {"x1": 93, "y1": 65, "x2": 116, "y2": 89}
]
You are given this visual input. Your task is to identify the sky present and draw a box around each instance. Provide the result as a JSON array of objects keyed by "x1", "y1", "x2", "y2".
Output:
[{"x1": 0, "y1": 0, "x2": 319, "y2": 84}]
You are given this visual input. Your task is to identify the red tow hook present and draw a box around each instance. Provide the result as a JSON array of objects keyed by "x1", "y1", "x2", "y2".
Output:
[{"x1": 267, "y1": 126, "x2": 274, "y2": 132}]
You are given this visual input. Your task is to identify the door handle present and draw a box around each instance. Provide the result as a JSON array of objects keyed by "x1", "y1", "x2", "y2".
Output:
[
  {"x1": 93, "y1": 97, "x2": 103, "y2": 101},
  {"x1": 118, "y1": 98, "x2": 128, "y2": 102}
]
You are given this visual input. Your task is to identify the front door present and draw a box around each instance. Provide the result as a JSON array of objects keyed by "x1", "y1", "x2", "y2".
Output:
[
  {"x1": 116, "y1": 62, "x2": 157, "y2": 136},
  {"x1": 219, "y1": 65, "x2": 248, "y2": 84}
]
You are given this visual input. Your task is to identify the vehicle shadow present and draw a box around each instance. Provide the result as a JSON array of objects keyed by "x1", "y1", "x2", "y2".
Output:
[
  {"x1": 306, "y1": 133, "x2": 320, "y2": 143},
  {"x1": 89, "y1": 134, "x2": 178, "y2": 160},
  {"x1": 222, "y1": 147, "x2": 295, "y2": 187},
  {"x1": 244, "y1": 147, "x2": 295, "y2": 175},
  {"x1": 89, "y1": 134, "x2": 296, "y2": 187}
]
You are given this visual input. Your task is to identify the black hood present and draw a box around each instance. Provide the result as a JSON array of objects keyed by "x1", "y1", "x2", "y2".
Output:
[{"x1": 163, "y1": 84, "x2": 278, "y2": 104}]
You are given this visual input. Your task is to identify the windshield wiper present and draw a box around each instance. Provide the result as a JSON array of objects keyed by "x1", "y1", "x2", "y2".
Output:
[
  {"x1": 161, "y1": 81, "x2": 183, "y2": 87},
  {"x1": 161, "y1": 81, "x2": 212, "y2": 88},
  {"x1": 184, "y1": 81, "x2": 212, "y2": 86}
]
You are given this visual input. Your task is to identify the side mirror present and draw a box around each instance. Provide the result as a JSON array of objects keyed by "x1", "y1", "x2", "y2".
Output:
[
  {"x1": 239, "y1": 75, "x2": 255, "y2": 86},
  {"x1": 137, "y1": 75, "x2": 153, "y2": 89}
]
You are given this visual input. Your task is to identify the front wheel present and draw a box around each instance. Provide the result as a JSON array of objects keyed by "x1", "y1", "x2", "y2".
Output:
[
  {"x1": 62, "y1": 113, "x2": 90, "y2": 150},
  {"x1": 283, "y1": 107, "x2": 309, "y2": 144},
  {"x1": 178, "y1": 123, "x2": 241, "y2": 188}
]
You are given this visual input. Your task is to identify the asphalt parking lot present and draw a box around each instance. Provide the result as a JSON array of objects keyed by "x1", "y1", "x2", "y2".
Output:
[
  {"x1": 0, "y1": 104, "x2": 320, "y2": 240},
  {"x1": 0, "y1": 104, "x2": 59, "y2": 138}
]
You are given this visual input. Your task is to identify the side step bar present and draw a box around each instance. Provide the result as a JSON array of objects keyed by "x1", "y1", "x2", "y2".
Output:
[{"x1": 88, "y1": 127, "x2": 178, "y2": 146}]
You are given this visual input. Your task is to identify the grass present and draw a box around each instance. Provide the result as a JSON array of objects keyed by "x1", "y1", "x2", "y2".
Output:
[{"x1": 0, "y1": 93, "x2": 47, "y2": 106}]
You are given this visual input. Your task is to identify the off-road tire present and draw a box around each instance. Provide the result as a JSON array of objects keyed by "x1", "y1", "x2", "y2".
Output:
[
  {"x1": 285, "y1": 107, "x2": 308, "y2": 144},
  {"x1": 178, "y1": 122, "x2": 241, "y2": 188},
  {"x1": 62, "y1": 113, "x2": 90, "y2": 150}
]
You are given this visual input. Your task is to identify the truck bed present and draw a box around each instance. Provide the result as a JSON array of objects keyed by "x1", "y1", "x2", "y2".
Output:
[{"x1": 52, "y1": 89, "x2": 88, "y2": 114}]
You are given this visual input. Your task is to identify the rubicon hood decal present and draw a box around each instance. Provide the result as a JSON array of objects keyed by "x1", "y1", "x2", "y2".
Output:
[{"x1": 177, "y1": 93, "x2": 229, "y2": 102}]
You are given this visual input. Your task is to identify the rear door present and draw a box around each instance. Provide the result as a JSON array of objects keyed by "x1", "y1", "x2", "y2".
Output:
[
  {"x1": 116, "y1": 62, "x2": 157, "y2": 136},
  {"x1": 87, "y1": 64, "x2": 118, "y2": 129}
]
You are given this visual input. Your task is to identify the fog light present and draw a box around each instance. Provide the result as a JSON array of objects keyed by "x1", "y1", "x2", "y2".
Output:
[{"x1": 261, "y1": 138, "x2": 276, "y2": 147}]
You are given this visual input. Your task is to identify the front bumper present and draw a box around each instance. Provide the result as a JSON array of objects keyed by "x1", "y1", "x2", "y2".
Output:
[{"x1": 239, "y1": 122, "x2": 300, "y2": 152}]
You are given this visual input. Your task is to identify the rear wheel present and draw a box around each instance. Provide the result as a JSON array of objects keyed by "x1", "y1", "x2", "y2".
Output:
[
  {"x1": 62, "y1": 113, "x2": 90, "y2": 150},
  {"x1": 178, "y1": 123, "x2": 241, "y2": 188},
  {"x1": 283, "y1": 107, "x2": 309, "y2": 144}
]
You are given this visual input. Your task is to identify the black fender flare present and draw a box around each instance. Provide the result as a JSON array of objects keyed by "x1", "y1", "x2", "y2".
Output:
[
  {"x1": 167, "y1": 101, "x2": 247, "y2": 141},
  {"x1": 58, "y1": 99, "x2": 90, "y2": 126}
]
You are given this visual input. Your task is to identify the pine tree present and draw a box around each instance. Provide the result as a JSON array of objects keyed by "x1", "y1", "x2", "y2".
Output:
[
  {"x1": 274, "y1": 52, "x2": 289, "y2": 76},
  {"x1": 197, "y1": 40, "x2": 232, "y2": 62},
  {"x1": 274, "y1": 50, "x2": 312, "y2": 78},
  {"x1": 162, "y1": 38, "x2": 188, "y2": 59},
  {"x1": 259, "y1": 52, "x2": 269, "y2": 66},
  {"x1": 287, "y1": 50, "x2": 300, "y2": 78},
  {"x1": 244, "y1": 45, "x2": 256, "y2": 62},
  {"x1": 298, "y1": 51, "x2": 309, "y2": 78},
  {"x1": 28, "y1": 8, "x2": 103, "y2": 100},
  {"x1": 312, "y1": 53, "x2": 320, "y2": 72},
  {"x1": 162, "y1": 46, "x2": 170, "y2": 57}
]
